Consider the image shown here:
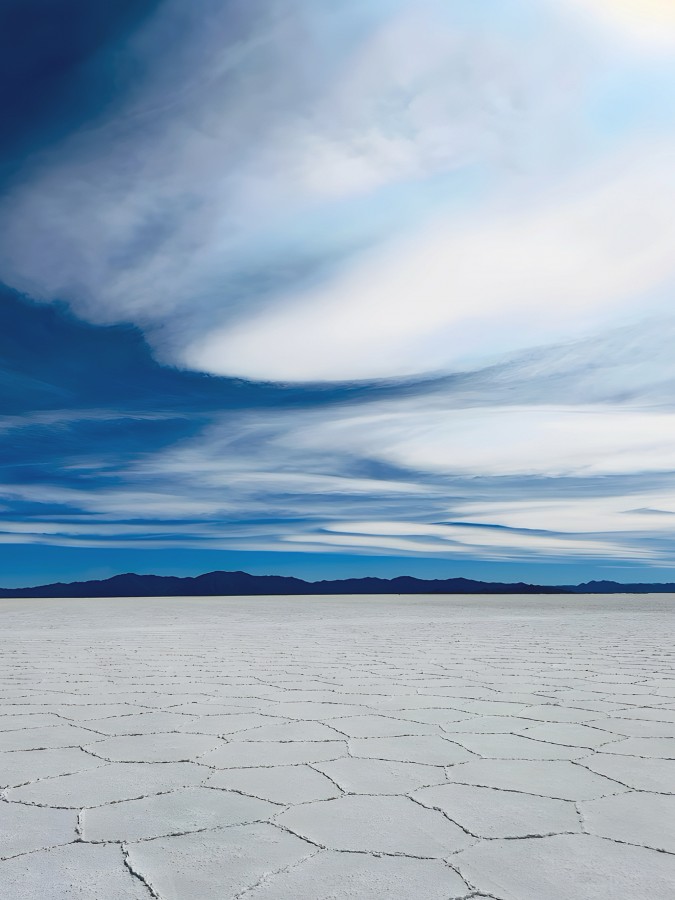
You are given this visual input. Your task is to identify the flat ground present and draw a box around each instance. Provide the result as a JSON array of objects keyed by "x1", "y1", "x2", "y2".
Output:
[{"x1": 0, "y1": 594, "x2": 674, "y2": 899}]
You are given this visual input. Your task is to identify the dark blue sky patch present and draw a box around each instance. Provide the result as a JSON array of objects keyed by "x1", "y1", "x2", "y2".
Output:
[
  {"x1": 0, "y1": 415, "x2": 199, "y2": 480},
  {"x1": 0, "y1": 0, "x2": 166, "y2": 180}
]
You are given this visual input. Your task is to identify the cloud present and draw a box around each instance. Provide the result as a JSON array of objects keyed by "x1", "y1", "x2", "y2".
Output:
[
  {"x1": 188, "y1": 143, "x2": 675, "y2": 381},
  {"x1": 288, "y1": 400, "x2": 675, "y2": 478},
  {"x1": 0, "y1": 409, "x2": 187, "y2": 434},
  {"x1": 0, "y1": 0, "x2": 593, "y2": 381},
  {"x1": 4, "y1": 386, "x2": 672, "y2": 563},
  {"x1": 319, "y1": 521, "x2": 656, "y2": 560},
  {"x1": 2, "y1": 288, "x2": 675, "y2": 566},
  {"x1": 464, "y1": 318, "x2": 675, "y2": 409},
  {"x1": 452, "y1": 494, "x2": 675, "y2": 535}
]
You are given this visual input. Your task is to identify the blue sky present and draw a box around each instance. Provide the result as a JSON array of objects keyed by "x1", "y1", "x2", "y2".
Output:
[{"x1": 1, "y1": 0, "x2": 675, "y2": 587}]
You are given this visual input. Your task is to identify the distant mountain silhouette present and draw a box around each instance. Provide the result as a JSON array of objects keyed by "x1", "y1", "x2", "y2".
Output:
[
  {"x1": 1, "y1": 571, "x2": 673, "y2": 598},
  {"x1": 0, "y1": 570, "x2": 569, "y2": 597},
  {"x1": 565, "y1": 580, "x2": 675, "y2": 593}
]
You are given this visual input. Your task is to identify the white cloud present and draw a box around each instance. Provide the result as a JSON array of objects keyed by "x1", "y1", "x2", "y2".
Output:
[
  {"x1": 0, "y1": 0, "x2": 591, "y2": 379},
  {"x1": 0, "y1": 485, "x2": 236, "y2": 520},
  {"x1": 288, "y1": 401, "x2": 675, "y2": 478},
  {"x1": 188, "y1": 143, "x2": 675, "y2": 381},
  {"x1": 283, "y1": 533, "x2": 463, "y2": 555},
  {"x1": 280, "y1": 7, "x2": 577, "y2": 198},
  {"x1": 3, "y1": 393, "x2": 675, "y2": 562},
  {"x1": 453, "y1": 495, "x2": 675, "y2": 535},
  {"x1": 320, "y1": 520, "x2": 654, "y2": 560},
  {"x1": 127, "y1": 415, "x2": 431, "y2": 498}
]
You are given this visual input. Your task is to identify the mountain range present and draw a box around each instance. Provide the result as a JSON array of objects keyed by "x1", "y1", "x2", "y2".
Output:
[{"x1": 0, "y1": 571, "x2": 674, "y2": 597}]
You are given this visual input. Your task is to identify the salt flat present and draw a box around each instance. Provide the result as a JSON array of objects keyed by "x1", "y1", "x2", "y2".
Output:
[{"x1": 0, "y1": 594, "x2": 674, "y2": 899}]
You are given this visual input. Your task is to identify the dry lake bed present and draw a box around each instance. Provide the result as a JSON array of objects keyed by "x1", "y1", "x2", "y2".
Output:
[{"x1": 0, "y1": 593, "x2": 674, "y2": 899}]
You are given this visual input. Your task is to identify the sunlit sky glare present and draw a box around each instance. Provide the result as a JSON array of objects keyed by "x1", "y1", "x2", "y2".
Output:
[{"x1": 1, "y1": 0, "x2": 675, "y2": 586}]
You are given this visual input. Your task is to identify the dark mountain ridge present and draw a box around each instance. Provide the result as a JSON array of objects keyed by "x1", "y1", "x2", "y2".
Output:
[
  {"x1": 0, "y1": 570, "x2": 569, "y2": 597},
  {"x1": 565, "y1": 580, "x2": 675, "y2": 593},
  {"x1": 1, "y1": 570, "x2": 673, "y2": 597}
]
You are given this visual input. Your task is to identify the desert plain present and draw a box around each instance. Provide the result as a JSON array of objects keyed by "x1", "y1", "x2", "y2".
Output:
[{"x1": 0, "y1": 593, "x2": 674, "y2": 899}]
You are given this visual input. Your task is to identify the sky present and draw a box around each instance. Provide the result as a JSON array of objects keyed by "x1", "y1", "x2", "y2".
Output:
[{"x1": 1, "y1": 0, "x2": 675, "y2": 587}]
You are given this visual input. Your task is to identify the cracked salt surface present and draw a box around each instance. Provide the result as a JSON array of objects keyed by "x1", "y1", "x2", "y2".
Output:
[
  {"x1": 205, "y1": 763, "x2": 341, "y2": 804},
  {"x1": 0, "y1": 593, "x2": 674, "y2": 898},
  {"x1": 83, "y1": 732, "x2": 223, "y2": 763},
  {"x1": 82, "y1": 786, "x2": 277, "y2": 843},
  {"x1": 413, "y1": 781, "x2": 581, "y2": 838},
  {"x1": 0, "y1": 724, "x2": 103, "y2": 752},
  {"x1": 455, "y1": 833, "x2": 675, "y2": 899},
  {"x1": 242, "y1": 850, "x2": 469, "y2": 899},
  {"x1": 5, "y1": 761, "x2": 205, "y2": 807},
  {"x1": 313, "y1": 756, "x2": 447, "y2": 795},
  {"x1": 443, "y1": 758, "x2": 629, "y2": 800},
  {"x1": 0, "y1": 842, "x2": 148, "y2": 899},
  {"x1": 125, "y1": 823, "x2": 314, "y2": 898},
  {"x1": 580, "y1": 791, "x2": 675, "y2": 853},
  {"x1": 0, "y1": 800, "x2": 78, "y2": 859},
  {"x1": 447, "y1": 731, "x2": 587, "y2": 760},
  {"x1": 200, "y1": 738, "x2": 347, "y2": 768},
  {"x1": 275, "y1": 793, "x2": 474, "y2": 855},
  {"x1": 0, "y1": 747, "x2": 102, "y2": 787},
  {"x1": 348, "y1": 734, "x2": 474, "y2": 764},
  {"x1": 581, "y1": 752, "x2": 675, "y2": 792}
]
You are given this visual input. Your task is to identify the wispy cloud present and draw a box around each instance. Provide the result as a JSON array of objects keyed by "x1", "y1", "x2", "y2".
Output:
[
  {"x1": 3, "y1": 376, "x2": 674, "y2": 566},
  {"x1": 0, "y1": 0, "x2": 600, "y2": 379},
  {"x1": 291, "y1": 402, "x2": 675, "y2": 477},
  {"x1": 189, "y1": 144, "x2": 675, "y2": 380}
]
